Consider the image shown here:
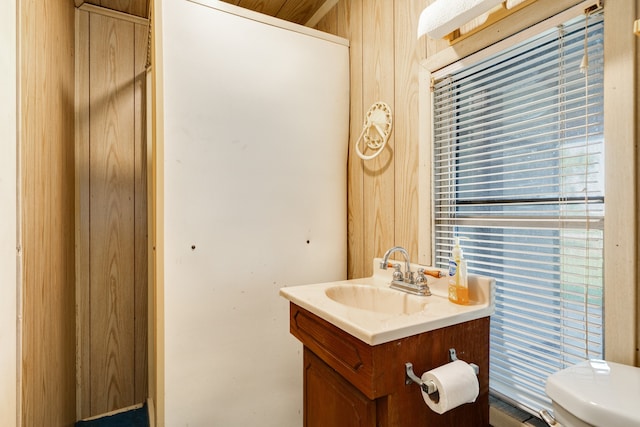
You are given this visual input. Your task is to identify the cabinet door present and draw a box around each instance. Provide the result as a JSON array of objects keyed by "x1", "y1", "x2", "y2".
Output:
[{"x1": 304, "y1": 349, "x2": 376, "y2": 427}]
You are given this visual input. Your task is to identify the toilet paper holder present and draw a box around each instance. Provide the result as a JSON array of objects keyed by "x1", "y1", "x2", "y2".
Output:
[{"x1": 405, "y1": 348, "x2": 479, "y2": 395}]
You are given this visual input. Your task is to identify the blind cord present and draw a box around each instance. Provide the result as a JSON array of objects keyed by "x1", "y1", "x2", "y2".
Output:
[{"x1": 582, "y1": 10, "x2": 593, "y2": 360}]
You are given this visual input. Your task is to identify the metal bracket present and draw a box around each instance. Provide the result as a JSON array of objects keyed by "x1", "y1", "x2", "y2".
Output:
[
  {"x1": 585, "y1": 0, "x2": 603, "y2": 15},
  {"x1": 449, "y1": 348, "x2": 479, "y2": 375},
  {"x1": 405, "y1": 362, "x2": 438, "y2": 394},
  {"x1": 405, "y1": 348, "x2": 480, "y2": 395}
]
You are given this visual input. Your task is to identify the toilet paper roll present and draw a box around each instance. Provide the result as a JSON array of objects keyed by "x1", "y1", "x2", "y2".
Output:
[{"x1": 420, "y1": 360, "x2": 479, "y2": 414}]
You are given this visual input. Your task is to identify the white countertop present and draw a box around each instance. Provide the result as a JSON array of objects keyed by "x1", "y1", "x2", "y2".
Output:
[{"x1": 280, "y1": 259, "x2": 495, "y2": 345}]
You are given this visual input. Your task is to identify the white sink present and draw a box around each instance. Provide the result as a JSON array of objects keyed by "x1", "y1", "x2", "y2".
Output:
[
  {"x1": 280, "y1": 258, "x2": 495, "y2": 345},
  {"x1": 325, "y1": 284, "x2": 428, "y2": 315}
]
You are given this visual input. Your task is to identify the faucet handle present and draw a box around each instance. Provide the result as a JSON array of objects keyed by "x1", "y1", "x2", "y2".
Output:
[
  {"x1": 391, "y1": 263, "x2": 404, "y2": 282},
  {"x1": 416, "y1": 268, "x2": 428, "y2": 284},
  {"x1": 380, "y1": 261, "x2": 390, "y2": 270},
  {"x1": 415, "y1": 268, "x2": 432, "y2": 296}
]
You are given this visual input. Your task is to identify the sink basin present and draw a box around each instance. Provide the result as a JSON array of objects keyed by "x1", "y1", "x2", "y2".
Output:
[
  {"x1": 325, "y1": 284, "x2": 427, "y2": 315},
  {"x1": 280, "y1": 258, "x2": 495, "y2": 345}
]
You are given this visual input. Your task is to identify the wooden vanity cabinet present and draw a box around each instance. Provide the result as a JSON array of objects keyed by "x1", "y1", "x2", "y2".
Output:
[{"x1": 289, "y1": 303, "x2": 490, "y2": 427}]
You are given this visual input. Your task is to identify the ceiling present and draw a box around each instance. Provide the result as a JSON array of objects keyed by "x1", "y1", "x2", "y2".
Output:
[
  {"x1": 222, "y1": 0, "x2": 328, "y2": 25},
  {"x1": 78, "y1": 0, "x2": 329, "y2": 25}
]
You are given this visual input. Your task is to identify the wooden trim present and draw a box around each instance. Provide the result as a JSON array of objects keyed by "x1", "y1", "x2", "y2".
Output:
[
  {"x1": 75, "y1": 7, "x2": 91, "y2": 420},
  {"x1": 417, "y1": 68, "x2": 433, "y2": 266},
  {"x1": 78, "y1": 3, "x2": 149, "y2": 25},
  {"x1": 80, "y1": 403, "x2": 144, "y2": 421},
  {"x1": 146, "y1": 67, "x2": 156, "y2": 426},
  {"x1": 151, "y1": 0, "x2": 165, "y2": 422},
  {"x1": 147, "y1": 398, "x2": 156, "y2": 427},
  {"x1": 305, "y1": 0, "x2": 338, "y2": 27},
  {"x1": 134, "y1": 21, "x2": 149, "y2": 406},
  {"x1": 1, "y1": 0, "x2": 19, "y2": 424},
  {"x1": 636, "y1": 0, "x2": 640, "y2": 369},
  {"x1": 422, "y1": 0, "x2": 588, "y2": 72},
  {"x1": 603, "y1": 0, "x2": 638, "y2": 365}
]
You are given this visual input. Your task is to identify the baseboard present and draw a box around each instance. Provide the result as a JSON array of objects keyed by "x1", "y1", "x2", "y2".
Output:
[
  {"x1": 146, "y1": 398, "x2": 156, "y2": 427},
  {"x1": 80, "y1": 403, "x2": 145, "y2": 421}
]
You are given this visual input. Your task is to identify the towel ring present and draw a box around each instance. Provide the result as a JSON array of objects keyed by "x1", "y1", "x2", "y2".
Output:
[{"x1": 354, "y1": 102, "x2": 393, "y2": 160}]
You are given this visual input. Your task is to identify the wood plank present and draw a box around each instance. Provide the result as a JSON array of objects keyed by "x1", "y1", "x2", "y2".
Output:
[
  {"x1": 89, "y1": 12, "x2": 136, "y2": 415},
  {"x1": 20, "y1": 0, "x2": 77, "y2": 424},
  {"x1": 78, "y1": 7, "x2": 150, "y2": 417},
  {"x1": 393, "y1": 0, "x2": 422, "y2": 265},
  {"x1": 75, "y1": 7, "x2": 92, "y2": 420},
  {"x1": 362, "y1": 0, "x2": 395, "y2": 277},
  {"x1": 314, "y1": 0, "x2": 359, "y2": 277},
  {"x1": 345, "y1": 0, "x2": 366, "y2": 279}
]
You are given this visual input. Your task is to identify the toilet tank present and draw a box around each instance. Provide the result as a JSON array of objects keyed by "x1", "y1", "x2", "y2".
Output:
[{"x1": 545, "y1": 360, "x2": 640, "y2": 427}]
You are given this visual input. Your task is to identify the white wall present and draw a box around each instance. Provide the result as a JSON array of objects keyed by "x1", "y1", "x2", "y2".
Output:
[
  {"x1": 158, "y1": 1, "x2": 349, "y2": 425},
  {"x1": 0, "y1": 0, "x2": 18, "y2": 425}
]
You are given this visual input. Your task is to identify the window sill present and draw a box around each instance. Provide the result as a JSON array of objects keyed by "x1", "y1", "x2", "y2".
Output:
[{"x1": 489, "y1": 396, "x2": 547, "y2": 427}]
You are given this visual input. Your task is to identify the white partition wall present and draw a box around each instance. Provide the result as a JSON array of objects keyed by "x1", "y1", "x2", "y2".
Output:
[
  {"x1": 0, "y1": 1, "x2": 18, "y2": 425},
  {"x1": 156, "y1": 1, "x2": 349, "y2": 425}
]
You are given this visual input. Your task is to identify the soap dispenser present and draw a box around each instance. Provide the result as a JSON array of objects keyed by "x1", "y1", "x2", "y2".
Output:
[{"x1": 448, "y1": 237, "x2": 469, "y2": 305}]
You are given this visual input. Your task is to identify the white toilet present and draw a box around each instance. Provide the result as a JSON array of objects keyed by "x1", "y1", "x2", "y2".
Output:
[{"x1": 545, "y1": 359, "x2": 640, "y2": 427}]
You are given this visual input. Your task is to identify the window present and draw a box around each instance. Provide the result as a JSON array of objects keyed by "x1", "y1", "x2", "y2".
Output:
[{"x1": 431, "y1": 12, "x2": 604, "y2": 414}]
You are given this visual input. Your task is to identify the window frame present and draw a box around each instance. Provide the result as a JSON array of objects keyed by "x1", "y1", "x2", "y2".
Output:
[{"x1": 418, "y1": 0, "x2": 637, "y2": 366}]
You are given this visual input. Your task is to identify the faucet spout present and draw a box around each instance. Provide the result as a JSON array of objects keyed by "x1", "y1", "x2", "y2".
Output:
[{"x1": 380, "y1": 246, "x2": 412, "y2": 280}]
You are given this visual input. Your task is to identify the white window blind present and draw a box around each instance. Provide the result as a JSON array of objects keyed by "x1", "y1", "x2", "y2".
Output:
[{"x1": 431, "y1": 11, "x2": 604, "y2": 414}]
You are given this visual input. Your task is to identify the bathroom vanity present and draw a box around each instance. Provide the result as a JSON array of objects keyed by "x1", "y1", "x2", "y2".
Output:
[{"x1": 281, "y1": 259, "x2": 495, "y2": 427}]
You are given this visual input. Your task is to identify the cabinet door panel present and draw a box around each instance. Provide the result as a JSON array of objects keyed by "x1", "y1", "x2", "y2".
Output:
[{"x1": 304, "y1": 348, "x2": 376, "y2": 427}]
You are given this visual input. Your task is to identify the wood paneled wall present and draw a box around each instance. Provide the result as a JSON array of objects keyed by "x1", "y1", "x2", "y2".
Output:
[
  {"x1": 315, "y1": 0, "x2": 445, "y2": 279},
  {"x1": 317, "y1": 0, "x2": 639, "y2": 363},
  {"x1": 76, "y1": 6, "x2": 149, "y2": 418},
  {"x1": 19, "y1": 0, "x2": 77, "y2": 425}
]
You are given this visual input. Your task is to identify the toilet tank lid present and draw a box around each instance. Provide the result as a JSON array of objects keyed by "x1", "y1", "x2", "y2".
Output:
[{"x1": 545, "y1": 360, "x2": 640, "y2": 427}]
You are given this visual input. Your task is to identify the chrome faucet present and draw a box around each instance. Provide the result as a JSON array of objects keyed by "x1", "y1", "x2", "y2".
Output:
[
  {"x1": 380, "y1": 246, "x2": 413, "y2": 282},
  {"x1": 380, "y1": 246, "x2": 431, "y2": 296}
]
